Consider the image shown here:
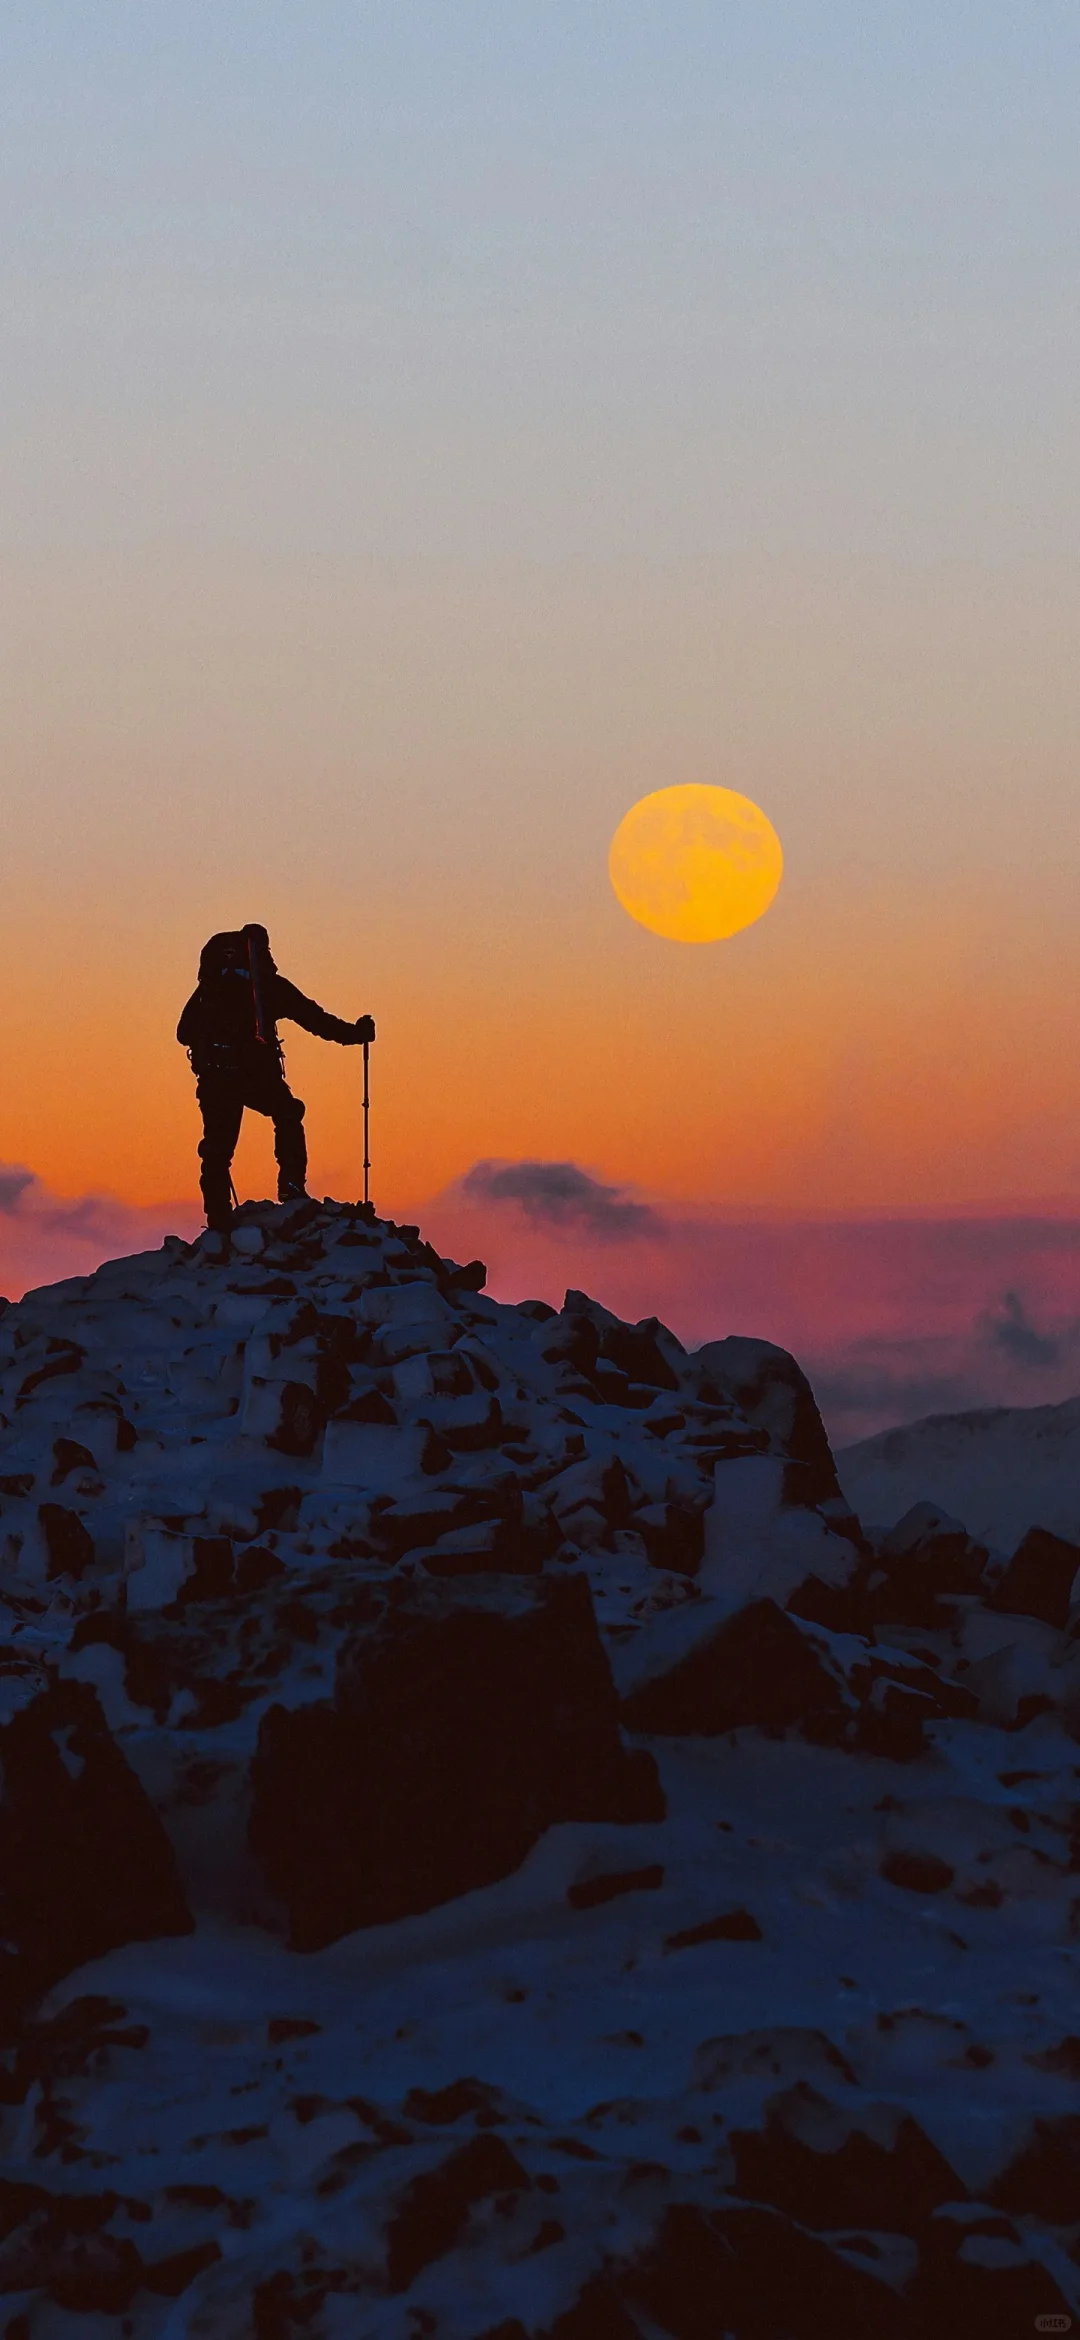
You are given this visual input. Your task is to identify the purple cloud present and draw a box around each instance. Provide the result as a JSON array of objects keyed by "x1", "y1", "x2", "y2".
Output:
[{"x1": 461, "y1": 1158, "x2": 667, "y2": 1241}]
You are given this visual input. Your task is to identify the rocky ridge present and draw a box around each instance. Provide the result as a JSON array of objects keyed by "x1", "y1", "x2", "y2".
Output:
[{"x1": 1, "y1": 1197, "x2": 1080, "y2": 2334}]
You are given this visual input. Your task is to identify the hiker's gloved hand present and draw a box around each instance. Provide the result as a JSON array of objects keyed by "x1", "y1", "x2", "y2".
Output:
[{"x1": 353, "y1": 1015, "x2": 376, "y2": 1044}]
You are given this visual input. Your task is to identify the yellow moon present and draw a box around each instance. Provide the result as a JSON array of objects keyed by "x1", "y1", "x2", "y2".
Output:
[{"x1": 608, "y1": 783, "x2": 783, "y2": 943}]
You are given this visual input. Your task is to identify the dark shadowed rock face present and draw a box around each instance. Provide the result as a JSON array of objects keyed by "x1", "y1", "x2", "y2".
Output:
[
  {"x1": 865, "y1": 1501, "x2": 988, "y2": 1629},
  {"x1": 386, "y1": 2133, "x2": 530, "y2": 2292},
  {"x1": 621, "y1": 2200, "x2": 912, "y2": 2340},
  {"x1": 618, "y1": 1599, "x2": 974, "y2": 1758},
  {"x1": 990, "y1": 1524, "x2": 1080, "y2": 1630},
  {"x1": 0, "y1": 1681, "x2": 193, "y2": 2036},
  {"x1": 37, "y1": 1503, "x2": 96, "y2": 1581},
  {"x1": 546, "y1": 2277, "x2": 644, "y2": 2339},
  {"x1": 909, "y1": 2201, "x2": 1077, "y2": 2340},
  {"x1": 728, "y1": 2082, "x2": 964, "y2": 2232},
  {"x1": 0, "y1": 2173, "x2": 219, "y2": 2313},
  {"x1": 988, "y1": 2112, "x2": 1080, "y2": 2223},
  {"x1": 248, "y1": 1573, "x2": 664, "y2": 1948},
  {"x1": 611, "y1": 2193, "x2": 1075, "y2": 2340},
  {"x1": 618, "y1": 1598, "x2": 848, "y2": 1740}
]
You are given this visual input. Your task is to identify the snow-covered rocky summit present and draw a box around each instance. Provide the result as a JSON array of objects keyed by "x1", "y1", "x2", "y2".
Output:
[{"x1": 2, "y1": 1197, "x2": 1080, "y2": 2335}]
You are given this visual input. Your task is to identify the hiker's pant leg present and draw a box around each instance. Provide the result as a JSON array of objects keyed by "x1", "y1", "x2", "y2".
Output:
[
  {"x1": 196, "y1": 1077, "x2": 244, "y2": 1230},
  {"x1": 246, "y1": 1070, "x2": 308, "y2": 1200},
  {"x1": 270, "y1": 1085, "x2": 307, "y2": 1198}
]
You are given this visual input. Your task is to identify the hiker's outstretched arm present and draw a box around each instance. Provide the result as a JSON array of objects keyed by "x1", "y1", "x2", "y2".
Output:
[{"x1": 274, "y1": 976, "x2": 366, "y2": 1045}]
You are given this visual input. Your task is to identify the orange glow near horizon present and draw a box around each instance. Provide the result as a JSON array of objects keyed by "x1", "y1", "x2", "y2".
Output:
[{"x1": 5, "y1": 872, "x2": 1080, "y2": 1228}]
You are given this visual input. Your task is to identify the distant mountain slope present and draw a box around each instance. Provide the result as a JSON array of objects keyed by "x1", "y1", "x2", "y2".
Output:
[{"x1": 839, "y1": 1392, "x2": 1080, "y2": 1552}]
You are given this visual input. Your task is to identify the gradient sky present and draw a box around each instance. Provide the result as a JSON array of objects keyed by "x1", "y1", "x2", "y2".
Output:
[{"x1": 3, "y1": 6, "x2": 1080, "y2": 1415}]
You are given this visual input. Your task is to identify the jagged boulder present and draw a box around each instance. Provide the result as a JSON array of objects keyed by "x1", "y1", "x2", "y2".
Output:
[
  {"x1": 616, "y1": 1592, "x2": 973, "y2": 1758},
  {"x1": 0, "y1": 2176, "x2": 219, "y2": 2313},
  {"x1": 248, "y1": 1572, "x2": 664, "y2": 1947},
  {"x1": 618, "y1": 1597, "x2": 849, "y2": 1740},
  {"x1": 866, "y1": 1502, "x2": 988, "y2": 1630},
  {"x1": 847, "y1": 1650, "x2": 978, "y2": 1760},
  {"x1": 545, "y1": 1291, "x2": 686, "y2": 1408},
  {"x1": 909, "y1": 2202, "x2": 1076, "y2": 2340},
  {"x1": 0, "y1": 1679, "x2": 193, "y2": 2035},
  {"x1": 693, "y1": 1336, "x2": 850, "y2": 1514},
  {"x1": 728, "y1": 2081, "x2": 964, "y2": 2231},
  {"x1": 37, "y1": 1503, "x2": 96, "y2": 1581},
  {"x1": 385, "y1": 2133, "x2": 530, "y2": 2292},
  {"x1": 987, "y1": 2113, "x2": 1080, "y2": 2222},
  {"x1": 618, "y1": 2192, "x2": 1073, "y2": 2340},
  {"x1": 620, "y1": 2200, "x2": 912, "y2": 2340},
  {"x1": 990, "y1": 1524, "x2": 1080, "y2": 1630}
]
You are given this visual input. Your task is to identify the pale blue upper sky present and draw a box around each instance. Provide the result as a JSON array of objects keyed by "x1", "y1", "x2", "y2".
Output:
[{"x1": 4, "y1": 4, "x2": 1078, "y2": 881}]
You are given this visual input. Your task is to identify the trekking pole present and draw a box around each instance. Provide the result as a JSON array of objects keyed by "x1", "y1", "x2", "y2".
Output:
[{"x1": 362, "y1": 1038, "x2": 371, "y2": 1208}]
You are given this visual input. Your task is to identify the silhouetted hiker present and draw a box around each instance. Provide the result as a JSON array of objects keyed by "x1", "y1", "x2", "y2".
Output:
[{"x1": 178, "y1": 925, "x2": 375, "y2": 1234}]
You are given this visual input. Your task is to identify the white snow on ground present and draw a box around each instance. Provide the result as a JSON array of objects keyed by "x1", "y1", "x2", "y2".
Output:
[{"x1": 2, "y1": 1198, "x2": 1080, "y2": 2337}]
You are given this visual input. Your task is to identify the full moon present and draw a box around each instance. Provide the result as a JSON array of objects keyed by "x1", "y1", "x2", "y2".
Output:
[{"x1": 608, "y1": 783, "x2": 783, "y2": 943}]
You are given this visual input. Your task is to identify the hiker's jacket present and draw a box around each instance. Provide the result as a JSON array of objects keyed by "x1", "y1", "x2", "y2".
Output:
[{"x1": 177, "y1": 971, "x2": 361, "y2": 1080}]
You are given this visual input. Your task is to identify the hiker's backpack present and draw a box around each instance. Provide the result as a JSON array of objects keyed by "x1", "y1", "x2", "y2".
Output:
[{"x1": 193, "y1": 927, "x2": 279, "y2": 1065}]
